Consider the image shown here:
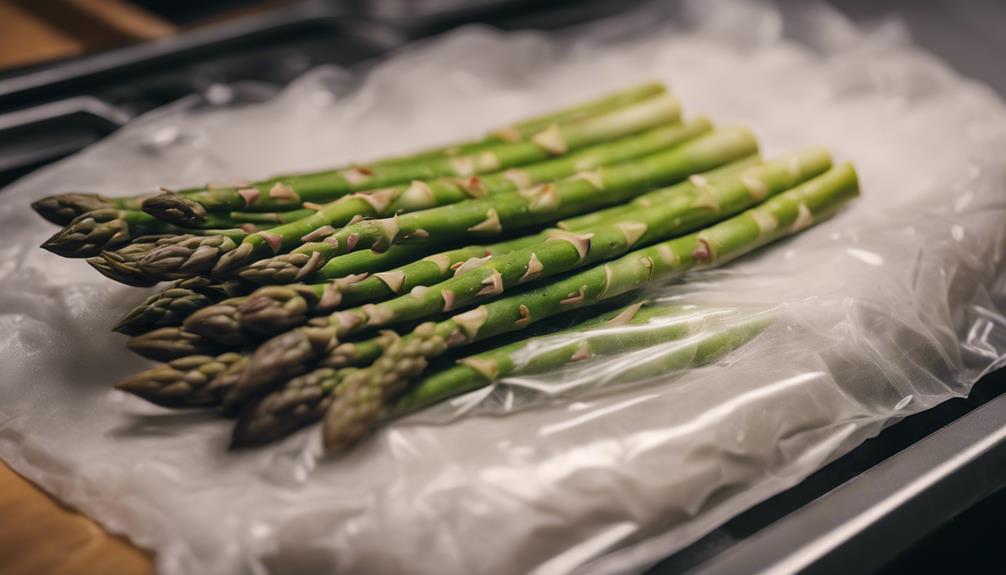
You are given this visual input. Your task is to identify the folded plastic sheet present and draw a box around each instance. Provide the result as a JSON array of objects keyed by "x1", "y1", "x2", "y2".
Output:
[{"x1": 2, "y1": 1, "x2": 1005, "y2": 573}]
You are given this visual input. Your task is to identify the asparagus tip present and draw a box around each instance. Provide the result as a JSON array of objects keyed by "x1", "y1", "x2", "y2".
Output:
[
  {"x1": 31, "y1": 193, "x2": 112, "y2": 225},
  {"x1": 87, "y1": 252, "x2": 160, "y2": 287}
]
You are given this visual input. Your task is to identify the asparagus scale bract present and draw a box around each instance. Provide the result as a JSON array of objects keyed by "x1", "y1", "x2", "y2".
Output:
[{"x1": 315, "y1": 163, "x2": 858, "y2": 450}]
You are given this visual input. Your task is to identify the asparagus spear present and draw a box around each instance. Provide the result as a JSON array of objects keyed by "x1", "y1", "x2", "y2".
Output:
[
  {"x1": 227, "y1": 156, "x2": 761, "y2": 338},
  {"x1": 40, "y1": 208, "x2": 289, "y2": 258},
  {"x1": 114, "y1": 277, "x2": 247, "y2": 335},
  {"x1": 31, "y1": 83, "x2": 666, "y2": 226},
  {"x1": 191, "y1": 233, "x2": 546, "y2": 341},
  {"x1": 230, "y1": 303, "x2": 678, "y2": 444},
  {"x1": 31, "y1": 193, "x2": 146, "y2": 226},
  {"x1": 381, "y1": 81, "x2": 668, "y2": 165},
  {"x1": 228, "y1": 159, "x2": 849, "y2": 404},
  {"x1": 239, "y1": 243, "x2": 436, "y2": 284},
  {"x1": 143, "y1": 94, "x2": 682, "y2": 225},
  {"x1": 235, "y1": 118, "x2": 713, "y2": 283},
  {"x1": 140, "y1": 108, "x2": 698, "y2": 281},
  {"x1": 202, "y1": 126, "x2": 757, "y2": 281},
  {"x1": 218, "y1": 145, "x2": 792, "y2": 359},
  {"x1": 390, "y1": 306, "x2": 773, "y2": 416},
  {"x1": 184, "y1": 143, "x2": 768, "y2": 345},
  {"x1": 311, "y1": 163, "x2": 858, "y2": 450},
  {"x1": 222, "y1": 151, "x2": 795, "y2": 341}
]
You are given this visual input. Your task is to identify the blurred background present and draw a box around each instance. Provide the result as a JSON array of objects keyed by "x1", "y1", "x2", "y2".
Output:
[{"x1": 1, "y1": 1, "x2": 1004, "y2": 574}]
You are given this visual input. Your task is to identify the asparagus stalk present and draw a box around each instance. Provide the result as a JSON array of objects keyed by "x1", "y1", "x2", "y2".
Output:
[
  {"x1": 390, "y1": 306, "x2": 772, "y2": 416},
  {"x1": 40, "y1": 208, "x2": 289, "y2": 258},
  {"x1": 381, "y1": 81, "x2": 668, "y2": 164},
  {"x1": 239, "y1": 243, "x2": 436, "y2": 284},
  {"x1": 313, "y1": 163, "x2": 858, "y2": 450},
  {"x1": 184, "y1": 146, "x2": 768, "y2": 345},
  {"x1": 195, "y1": 234, "x2": 546, "y2": 340},
  {"x1": 31, "y1": 82, "x2": 666, "y2": 226},
  {"x1": 114, "y1": 277, "x2": 247, "y2": 335},
  {"x1": 221, "y1": 151, "x2": 793, "y2": 341},
  {"x1": 235, "y1": 118, "x2": 713, "y2": 283},
  {"x1": 143, "y1": 94, "x2": 682, "y2": 225},
  {"x1": 226, "y1": 156, "x2": 762, "y2": 339},
  {"x1": 142, "y1": 108, "x2": 700, "y2": 281},
  {"x1": 206, "y1": 127, "x2": 757, "y2": 284},
  {"x1": 230, "y1": 303, "x2": 669, "y2": 444},
  {"x1": 224, "y1": 146, "x2": 812, "y2": 367}
]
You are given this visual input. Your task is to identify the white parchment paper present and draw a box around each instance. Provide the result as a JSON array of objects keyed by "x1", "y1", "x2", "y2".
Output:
[{"x1": 1, "y1": 1, "x2": 1005, "y2": 573}]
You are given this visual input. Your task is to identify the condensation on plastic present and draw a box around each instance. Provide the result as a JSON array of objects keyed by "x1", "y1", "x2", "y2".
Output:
[{"x1": 1, "y1": 1, "x2": 1005, "y2": 573}]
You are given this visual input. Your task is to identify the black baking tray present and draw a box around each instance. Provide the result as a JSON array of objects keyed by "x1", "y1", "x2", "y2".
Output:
[{"x1": 2, "y1": 1, "x2": 1004, "y2": 572}]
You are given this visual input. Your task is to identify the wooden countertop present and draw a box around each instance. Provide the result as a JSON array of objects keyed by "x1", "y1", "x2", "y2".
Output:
[{"x1": 0, "y1": 460, "x2": 154, "y2": 575}]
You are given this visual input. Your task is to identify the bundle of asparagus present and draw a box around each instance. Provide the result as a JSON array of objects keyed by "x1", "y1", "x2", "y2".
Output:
[{"x1": 33, "y1": 81, "x2": 859, "y2": 455}]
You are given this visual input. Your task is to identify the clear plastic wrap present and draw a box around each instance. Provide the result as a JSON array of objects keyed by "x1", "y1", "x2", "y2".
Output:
[{"x1": 1, "y1": 1, "x2": 1005, "y2": 573}]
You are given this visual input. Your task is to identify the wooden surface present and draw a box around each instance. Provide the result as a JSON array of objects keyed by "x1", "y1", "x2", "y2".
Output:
[{"x1": 0, "y1": 460, "x2": 155, "y2": 575}]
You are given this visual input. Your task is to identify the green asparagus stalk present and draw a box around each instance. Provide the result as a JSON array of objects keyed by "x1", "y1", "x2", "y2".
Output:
[
  {"x1": 143, "y1": 94, "x2": 681, "y2": 225},
  {"x1": 235, "y1": 118, "x2": 713, "y2": 283},
  {"x1": 313, "y1": 163, "x2": 858, "y2": 450},
  {"x1": 390, "y1": 306, "x2": 772, "y2": 416},
  {"x1": 229, "y1": 303, "x2": 668, "y2": 444},
  {"x1": 141, "y1": 108, "x2": 699, "y2": 281},
  {"x1": 228, "y1": 156, "x2": 763, "y2": 339},
  {"x1": 380, "y1": 81, "x2": 668, "y2": 164},
  {"x1": 239, "y1": 243, "x2": 436, "y2": 284},
  {"x1": 40, "y1": 208, "x2": 291, "y2": 258},
  {"x1": 31, "y1": 82, "x2": 667, "y2": 226},
  {"x1": 223, "y1": 147, "x2": 803, "y2": 352},
  {"x1": 114, "y1": 277, "x2": 248, "y2": 335},
  {"x1": 209, "y1": 234, "x2": 546, "y2": 340},
  {"x1": 184, "y1": 147, "x2": 767, "y2": 346},
  {"x1": 207, "y1": 127, "x2": 757, "y2": 283}
]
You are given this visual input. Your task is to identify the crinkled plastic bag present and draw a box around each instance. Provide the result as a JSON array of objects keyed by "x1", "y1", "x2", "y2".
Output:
[{"x1": 2, "y1": 1, "x2": 1006, "y2": 573}]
